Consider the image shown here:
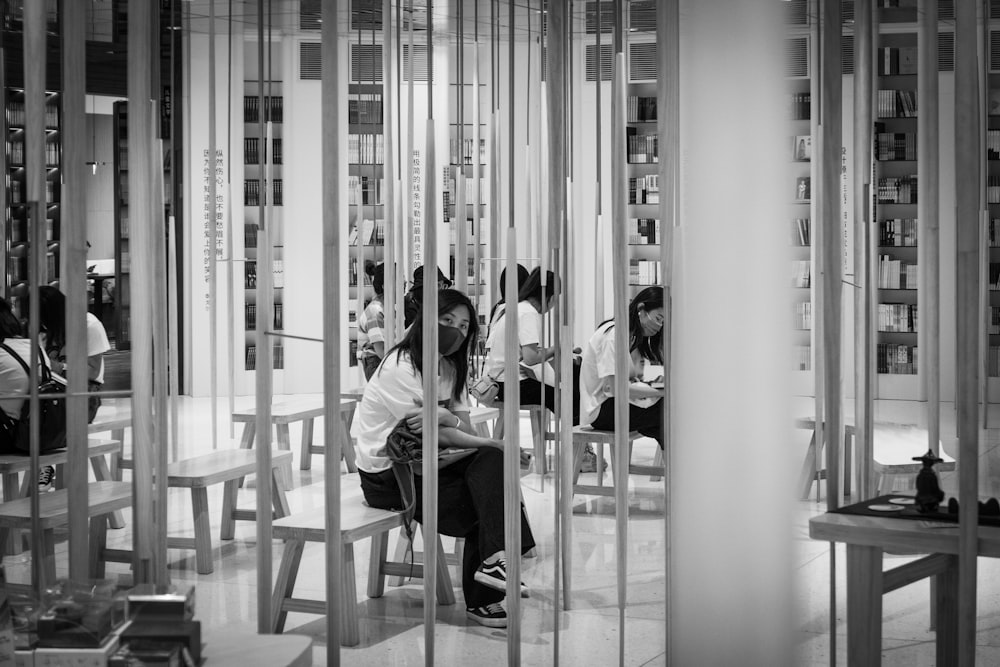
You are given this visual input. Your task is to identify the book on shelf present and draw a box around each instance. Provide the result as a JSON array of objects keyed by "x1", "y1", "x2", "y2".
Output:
[
  {"x1": 877, "y1": 89, "x2": 917, "y2": 118},
  {"x1": 627, "y1": 95, "x2": 657, "y2": 122},
  {"x1": 245, "y1": 303, "x2": 257, "y2": 330},
  {"x1": 792, "y1": 135, "x2": 811, "y2": 161},
  {"x1": 626, "y1": 130, "x2": 658, "y2": 164},
  {"x1": 245, "y1": 345, "x2": 256, "y2": 370},
  {"x1": 878, "y1": 218, "x2": 917, "y2": 247},
  {"x1": 628, "y1": 259, "x2": 661, "y2": 286},
  {"x1": 877, "y1": 176, "x2": 918, "y2": 204},
  {"x1": 628, "y1": 175, "x2": 659, "y2": 204},
  {"x1": 788, "y1": 92, "x2": 810, "y2": 121},
  {"x1": 348, "y1": 94, "x2": 384, "y2": 124},
  {"x1": 627, "y1": 218, "x2": 660, "y2": 245},
  {"x1": 877, "y1": 343, "x2": 917, "y2": 375},
  {"x1": 990, "y1": 219, "x2": 1000, "y2": 248},
  {"x1": 244, "y1": 223, "x2": 258, "y2": 248},
  {"x1": 243, "y1": 95, "x2": 284, "y2": 124},
  {"x1": 793, "y1": 301, "x2": 812, "y2": 330},
  {"x1": 877, "y1": 46, "x2": 917, "y2": 76},
  {"x1": 350, "y1": 218, "x2": 378, "y2": 246},
  {"x1": 875, "y1": 132, "x2": 916, "y2": 161},
  {"x1": 877, "y1": 302, "x2": 918, "y2": 332},
  {"x1": 273, "y1": 343, "x2": 284, "y2": 370},
  {"x1": 244, "y1": 137, "x2": 259, "y2": 165},
  {"x1": 273, "y1": 303, "x2": 283, "y2": 330},
  {"x1": 877, "y1": 255, "x2": 918, "y2": 289},
  {"x1": 990, "y1": 306, "x2": 1000, "y2": 335},
  {"x1": 792, "y1": 218, "x2": 810, "y2": 246},
  {"x1": 348, "y1": 134, "x2": 385, "y2": 164},
  {"x1": 792, "y1": 344, "x2": 811, "y2": 371},
  {"x1": 791, "y1": 260, "x2": 811, "y2": 288},
  {"x1": 245, "y1": 261, "x2": 257, "y2": 289}
]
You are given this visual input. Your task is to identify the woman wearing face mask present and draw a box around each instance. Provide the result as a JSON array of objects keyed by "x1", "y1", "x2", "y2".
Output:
[
  {"x1": 353, "y1": 288, "x2": 536, "y2": 629},
  {"x1": 484, "y1": 268, "x2": 581, "y2": 425},
  {"x1": 579, "y1": 286, "x2": 666, "y2": 448}
]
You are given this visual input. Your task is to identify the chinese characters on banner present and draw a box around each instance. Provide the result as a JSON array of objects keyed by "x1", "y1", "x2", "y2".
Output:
[
  {"x1": 412, "y1": 149, "x2": 422, "y2": 265},
  {"x1": 203, "y1": 149, "x2": 226, "y2": 309}
]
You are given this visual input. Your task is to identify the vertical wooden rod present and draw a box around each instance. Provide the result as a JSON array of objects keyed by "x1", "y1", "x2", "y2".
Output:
[
  {"x1": 226, "y1": 0, "x2": 236, "y2": 438},
  {"x1": 208, "y1": 0, "x2": 219, "y2": 451},
  {"x1": 383, "y1": 0, "x2": 396, "y2": 347},
  {"x1": 954, "y1": 0, "x2": 981, "y2": 662},
  {"x1": 456, "y1": 1, "x2": 468, "y2": 294},
  {"x1": 61, "y1": 0, "x2": 91, "y2": 582},
  {"x1": 321, "y1": 0, "x2": 345, "y2": 657},
  {"x1": 472, "y1": 4, "x2": 482, "y2": 327},
  {"x1": 406, "y1": 0, "x2": 415, "y2": 274}
]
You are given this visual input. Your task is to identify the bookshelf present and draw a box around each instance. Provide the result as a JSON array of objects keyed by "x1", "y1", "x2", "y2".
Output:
[
  {"x1": 988, "y1": 73, "x2": 1000, "y2": 380},
  {"x1": 874, "y1": 33, "x2": 919, "y2": 390},
  {"x1": 3, "y1": 88, "x2": 61, "y2": 316},
  {"x1": 625, "y1": 81, "x2": 661, "y2": 296},
  {"x1": 112, "y1": 102, "x2": 130, "y2": 349},
  {"x1": 243, "y1": 80, "x2": 285, "y2": 372},
  {"x1": 347, "y1": 82, "x2": 385, "y2": 368},
  {"x1": 788, "y1": 76, "x2": 812, "y2": 379}
]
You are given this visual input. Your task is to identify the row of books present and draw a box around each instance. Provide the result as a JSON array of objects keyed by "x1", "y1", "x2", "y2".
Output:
[
  {"x1": 348, "y1": 95, "x2": 383, "y2": 125},
  {"x1": 877, "y1": 46, "x2": 917, "y2": 76},
  {"x1": 7, "y1": 253, "x2": 58, "y2": 283},
  {"x1": 244, "y1": 303, "x2": 283, "y2": 330},
  {"x1": 986, "y1": 130, "x2": 1000, "y2": 160},
  {"x1": 627, "y1": 218, "x2": 660, "y2": 245},
  {"x1": 7, "y1": 218, "x2": 56, "y2": 244},
  {"x1": 791, "y1": 135, "x2": 811, "y2": 162},
  {"x1": 793, "y1": 301, "x2": 812, "y2": 331},
  {"x1": 791, "y1": 260, "x2": 811, "y2": 288},
  {"x1": 879, "y1": 218, "x2": 917, "y2": 247},
  {"x1": 245, "y1": 223, "x2": 258, "y2": 249},
  {"x1": 118, "y1": 146, "x2": 128, "y2": 171},
  {"x1": 792, "y1": 218, "x2": 811, "y2": 246},
  {"x1": 349, "y1": 218, "x2": 385, "y2": 246},
  {"x1": 878, "y1": 255, "x2": 918, "y2": 289},
  {"x1": 7, "y1": 178, "x2": 58, "y2": 205},
  {"x1": 629, "y1": 175, "x2": 659, "y2": 204},
  {"x1": 627, "y1": 95, "x2": 657, "y2": 122},
  {"x1": 348, "y1": 133, "x2": 385, "y2": 165},
  {"x1": 989, "y1": 263, "x2": 1000, "y2": 291},
  {"x1": 449, "y1": 138, "x2": 486, "y2": 166},
  {"x1": 877, "y1": 89, "x2": 917, "y2": 118},
  {"x1": 444, "y1": 177, "x2": 487, "y2": 203},
  {"x1": 876, "y1": 176, "x2": 918, "y2": 204},
  {"x1": 989, "y1": 306, "x2": 1000, "y2": 335},
  {"x1": 243, "y1": 95, "x2": 284, "y2": 124},
  {"x1": 879, "y1": 303, "x2": 918, "y2": 333},
  {"x1": 5, "y1": 101, "x2": 59, "y2": 129},
  {"x1": 349, "y1": 175, "x2": 384, "y2": 205},
  {"x1": 245, "y1": 343, "x2": 285, "y2": 371},
  {"x1": 244, "y1": 138, "x2": 283, "y2": 165},
  {"x1": 989, "y1": 219, "x2": 1000, "y2": 248},
  {"x1": 244, "y1": 259, "x2": 285, "y2": 289},
  {"x1": 788, "y1": 93, "x2": 811, "y2": 121},
  {"x1": 987, "y1": 177, "x2": 1000, "y2": 205},
  {"x1": 629, "y1": 259, "x2": 661, "y2": 286},
  {"x1": 875, "y1": 132, "x2": 916, "y2": 161},
  {"x1": 347, "y1": 341, "x2": 358, "y2": 367},
  {"x1": 626, "y1": 132, "x2": 658, "y2": 164},
  {"x1": 792, "y1": 344, "x2": 812, "y2": 371},
  {"x1": 878, "y1": 343, "x2": 917, "y2": 375},
  {"x1": 5, "y1": 139, "x2": 60, "y2": 167},
  {"x1": 243, "y1": 179, "x2": 284, "y2": 206}
]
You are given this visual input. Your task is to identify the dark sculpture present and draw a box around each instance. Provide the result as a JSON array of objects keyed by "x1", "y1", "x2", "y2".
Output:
[{"x1": 913, "y1": 449, "x2": 945, "y2": 513}]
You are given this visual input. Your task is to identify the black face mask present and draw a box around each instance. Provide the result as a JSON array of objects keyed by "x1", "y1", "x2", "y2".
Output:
[{"x1": 438, "y1": 324, "x2": 465, "y2": 356}]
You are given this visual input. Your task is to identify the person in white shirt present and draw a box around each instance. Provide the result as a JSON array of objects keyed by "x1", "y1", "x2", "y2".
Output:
[
  {"x1": 353, "y1": 288, "x2": 535, "y2": 629},
  {"x1": 0, "y1": 297, "x2": 33, "y2": 425},
  {"x1": 579, "y1": 286, "x2": 665, "y2": 448},
  {"x1": 483, "y1": 268, "x2": 580, "y2": 424},
  {"x1": 357, "y1": 262, "x2": 386, "y2": 381}
]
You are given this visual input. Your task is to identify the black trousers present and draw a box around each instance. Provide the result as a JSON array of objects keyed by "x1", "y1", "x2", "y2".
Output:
[
  {"x1": 359, "y1": 447, "x2": 536, "y2": 609},
  {"x1": 496, "y1": 361, "x2": 581, "y2": 425},
  {"x1": 589, "y1": 396, "x2": 664, "y2": 449}
]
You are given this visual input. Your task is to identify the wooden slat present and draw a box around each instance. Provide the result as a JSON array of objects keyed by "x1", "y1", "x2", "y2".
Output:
[
  {"x1": 232, "y1": 398, "x2": 355, "y2": 422},
  {"x1": 382, "y1": 0, "x2": 397, "y2": 347},
  {"x1": 167, "y1": 450, "x2": 292, "y2": 487},
  {"x1": 883, "y1": 553, "x2": 952, "y2": 593},
  {"x1": 0, "y1": 482, "x2": 131, "y2": 529}
]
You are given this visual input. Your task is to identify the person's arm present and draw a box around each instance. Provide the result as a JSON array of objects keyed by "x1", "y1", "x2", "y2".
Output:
[
  {"x1": 404, "y1": 405, "x2": 502, "y2": 449},
  {"x1": 87, "y1": 354, "x2": 103, "y2": 382},
  {"x1": 372, "y1": 341, "x2": 385, "y2": 358},
  {"x1": 519, "y1": 343, "x2": 556, "y2": 366}
]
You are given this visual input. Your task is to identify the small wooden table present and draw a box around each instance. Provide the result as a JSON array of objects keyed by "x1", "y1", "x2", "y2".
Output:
[
  {"x1": 202, "y1": 632, "x2": 311, "y2": 666},
  {"x1": 233, "y1": 398, "x2": 358, "y2": 473},
  {"x1": 809, "y1": 510, "x2": 992, "y2": 665}
]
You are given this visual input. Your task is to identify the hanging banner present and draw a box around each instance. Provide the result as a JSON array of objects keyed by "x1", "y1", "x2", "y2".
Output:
[{"x1": 202, "y1": 148, "x2": 227, "y2": 310}]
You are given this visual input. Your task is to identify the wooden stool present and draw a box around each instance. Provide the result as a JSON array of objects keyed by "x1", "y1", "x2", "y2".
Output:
[
  {"x1": 571, "y1": 426, "x2": 659, "y2": 498},
  {"x1": 165, "y1": 449, "x2": 293, "y2": 574},
  {"x1": 88, "y1": 412, "x2": 131, "y2": 478},
  {"x1": 489, "y1": 404, "x2": 552, "y2": 475},
  {"x1": 233, "y1": 398, "x2": 358, "y2": 474},
  {"x1": 271, "y1": 501, "x2": 456, "y2": 646},
  {"x1": 0, "y1": 481, "x2": 132, "y2": 582},
  {"x1": 796, "y1": 418, "x2": 854, "y2": 501},
  {"x1": 468, "y1": 405, "x2": 500, "y2": 437},
  {"x1": 0, "y1": 438, "x2": 126, "y2": 554}
]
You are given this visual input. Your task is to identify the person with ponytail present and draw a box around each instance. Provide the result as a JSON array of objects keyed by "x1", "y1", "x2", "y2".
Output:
[
  {"x1": 579, "y1": 286, "x2": 666, "y2": 448},
  {"x1": 353, "y1": 288, "x2": 535, "y2": 629},
  {"x1": 356, "y1": 262, "x2": 386, "y2": 381}
]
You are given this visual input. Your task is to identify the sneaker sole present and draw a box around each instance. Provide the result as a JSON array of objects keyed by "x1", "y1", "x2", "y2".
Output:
[
  {"x1": 466, "y1": 611, "x2": 507, "y2": 628},
  {"x1": 474, "y1": 571, "x2": 530, "y2": 598}
]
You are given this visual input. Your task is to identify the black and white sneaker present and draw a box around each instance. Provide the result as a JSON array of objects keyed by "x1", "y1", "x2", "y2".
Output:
[
  {"x1": 37, "y1": 465, "x2": 55, "y2": 493},
  {"x1": 466, "y1": 603, "x2": 507, "y2": 628},
  {"x1": 474, "y1": 558, "x2": 529, "y2": 598}
]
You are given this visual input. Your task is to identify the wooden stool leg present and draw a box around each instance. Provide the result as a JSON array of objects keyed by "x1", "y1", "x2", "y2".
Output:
[
  {"x1": 529, "y1": 410, "x2": 546, "y2": 475},
  {"x1": 434, "y1": 535, "x2": 456, "y2": 606},
  {"x1": 238, "y1": 422, "x2": 256, "y2": 488},
  {"x1": 492, "y1": 406, "x2": 505, "y2": 439},
  {"x1": 88, "y1": 515, "x2": 109, "y2": 579},
  {"x1": 340, "y1": 414, "x2": 358, "y2": 473},
  {"x1": 190, "y1": 487, "x2": 214, "y2": 574},
  {"x1": 41, "y1": 529, "x2": 57, "y2": 585},
  {"x1": 2, "y1": 472, "x2": 22, "y2": 556},
  {"x1": 275, "y1": 423, "x2": 292, "y2": 451},
  {"x1": 110, "y1": 427, "x2": 127, "y2": 479},
  {"x1": 341, "y1": 543, "x2": 360, "y2": 646},
  {"x1": 271, "y1": 537, "x2": 305, "y2": 633},
  {"x1": 300, "y1": 417, "x2": 314, "y2": 470},
  {"x1": 368, "y1": 530, "x2": 390, "y2": 598},
  {"x1": 220, "y1": 479, "x2": 239, "y2": 540},
  {"x1": 650, "y1": 447, "x2": 664, "y2": 482},
  {"x1": 388, "y1": 528, "x2": 412, "y2": 587},
  {"x1": 90, "y1": 455, "x2": 126, "y2": 529},
  {"x1": 271, "y1": 468, "x2": 291, "y2": 519},
  {"x1": 571, "y1": 440, "x2": 588, "y2": 487},
  {"x1": 797, "y1": 430, "x2": 818, "y2": 500}
]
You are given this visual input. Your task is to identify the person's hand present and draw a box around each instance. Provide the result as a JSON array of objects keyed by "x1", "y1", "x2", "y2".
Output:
[
  {"x1": 519, "y1": 364, "x2": 538, "y2": 381},
  {"x1": 572, "y1": 347, "x2": 582, "y2": 355},
  {"x1": 404, "y1": 406, "x2": 454, "y2": 434}
]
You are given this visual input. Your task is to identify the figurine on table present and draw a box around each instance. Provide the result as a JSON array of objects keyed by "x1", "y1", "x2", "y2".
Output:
[{"x1": 913, "y1": 449, "x2": 945, "y2": 513}]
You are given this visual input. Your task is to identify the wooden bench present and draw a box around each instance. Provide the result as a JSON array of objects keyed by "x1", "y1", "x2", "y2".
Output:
[
  {"x1": 233, "y1": 398, "x2": 358, "y2": 473},
  {"x1": 485, "y1": 403, "x2": 553, "y2": 475},
  {"x1": 0, "y1": 481, "x2": 132, "y2": 582},
  {"x1": 467, "y1": 405, "x2": 500, "y2": 437},
  {"x1": 0, "y1": 438, "x2": 125, "y2": 553},
  {"x1": 166, "y1": 449, "x2": 293, "y2": 574},
  {"x1": 88, "y1": 412, "x2": 131, "y2": 478},
  {"x1": 271, "y1": 499, "x2": 455, "y2": 646},
  {"x1": 571, "y1": 426, "x2": 661, "y2": 498}
]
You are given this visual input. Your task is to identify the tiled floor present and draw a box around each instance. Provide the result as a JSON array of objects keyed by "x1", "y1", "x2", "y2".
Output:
[{"x1": 6, "y1": 395, "x2": 1000, "y2": 665}]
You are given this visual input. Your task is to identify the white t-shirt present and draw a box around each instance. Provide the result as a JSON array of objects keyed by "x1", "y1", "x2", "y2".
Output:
[
  {"x1": 482, "y1": 301, "x2": 541, "y2": 383},
  {"x1": 356, "y1": 296, "x2": 385, "y2": 361},
  {"x1": 86, "y1": 313, "x2": 112, "y2": 384},
  {"x1": 351, "y1": 350, "x2": 469, "y2": 473},
  {"x1": 579, "y1": 323, "x2": 648, "y2": 425},
  {"x1": 0, "y1": 338, "x2": 47, "y2": 420}
]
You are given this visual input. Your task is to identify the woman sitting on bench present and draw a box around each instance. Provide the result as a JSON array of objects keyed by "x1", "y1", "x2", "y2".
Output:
[
  {"x1": 353, "y1": 288, "x2": 535, "y2": 629},
  {"x1": 579, "y1": 286, "x2": 666, "y2": 449}
]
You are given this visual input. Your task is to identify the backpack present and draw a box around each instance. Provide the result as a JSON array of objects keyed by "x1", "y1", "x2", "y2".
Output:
[{"x1": 0, "y1": 342, "x2": 67, "y2": 453}]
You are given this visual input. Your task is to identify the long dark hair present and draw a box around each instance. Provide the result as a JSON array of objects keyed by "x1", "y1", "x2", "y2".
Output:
[
  {"x1": 599, "y1": 286, "x2": 664, "y2": 364},
  {"x1": 516, "y1": 268, "x2": 557, "y2": 307},
  {"x1": 387, "y1": 289, "x2": 479, "y2": 402},
  {"x1": 0, "y1": 298, "x2": 23, "y2": 340},
  {"x1": 22, "y1": 286, "x2": 65, "y2": 352},
  {"x1": 487, "y1": 263, "x2": 529, "y2": 324}
]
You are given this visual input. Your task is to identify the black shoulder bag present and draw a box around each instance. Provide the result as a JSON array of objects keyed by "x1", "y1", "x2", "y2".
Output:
[{"x1": 0, "y1": 343, "x2": 67, "y2": 453}]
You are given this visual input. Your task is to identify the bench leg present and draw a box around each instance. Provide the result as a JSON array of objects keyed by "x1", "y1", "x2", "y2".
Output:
[
  {"x1": 41, "y1": 529, "x2": 57, "y2": 585},
  {"x1": 340, "y1": 414, "x2": 358, "y2": 473},
  {"x1": 341, "y1": 543, "x2": 360, "y2": 646},
  {"x1": 190, "y1": 487, "x2": 214, "y2": 574},
  {"x1": 529, "y1": 410, "x2": 546, "y2": 476},
  {"x1": 299, "y1": 418, "x2": 314, "y2": 470},
  {"x1": 2, "y1": 472, "x2": 22, "y2": 556},
  {"x1": 271, "y1": 468, "x2": 291, "y2": 519},
  {"x1": 388, "y1": 527, "x2": 412, "y2": 587},
  {"x1": 650, "y1": 447, "x2": 664, "y2": 482},
  {"x1": 571, "y1": 440, "x2": 588, "y2": 488},
  {"x1": 90, "y1": 455, "x2": 126, "y2": 530},
  {"x1": 271, "y1": 537, "x2": 305, "y2": 633},
  {"x1": 368, "y1": 530, "x2": 390, "y2": 598},
  {"x1": 89, "y1": 515, "x2": 109, "y2": 579},
  {"x1": 237, "y1": 423, "x2": 256, "y2": 488},
  {"x1": 275, "y1": 423, "x2": 292, "y2": 451},
  {"x1": 220, "y1": 479, "x2": 239, "y2": 541},
  {"x1": 110, "y1": 427, "x2": 127, "y2": 480}
]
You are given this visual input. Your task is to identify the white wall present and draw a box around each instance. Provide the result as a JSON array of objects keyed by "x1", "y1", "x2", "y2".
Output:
[{"x1": 84, "y1": 113, "x2": 116, "y2": 261}]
